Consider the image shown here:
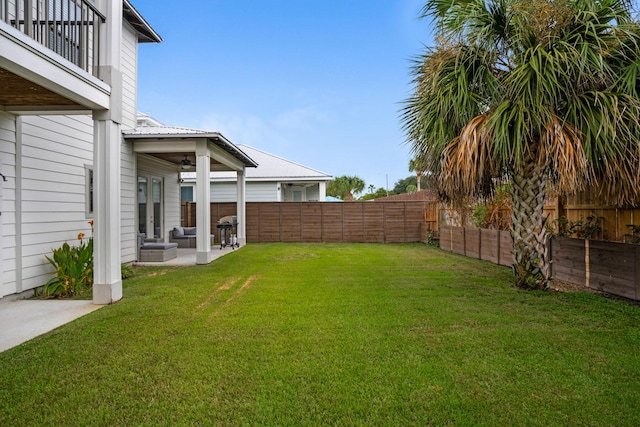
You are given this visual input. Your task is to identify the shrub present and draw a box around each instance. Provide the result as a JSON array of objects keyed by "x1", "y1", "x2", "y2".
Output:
[
  {"x1": 624, "y1": 224, "x2": 640, "y2": 244},
  {"x1": 469, "y1": 184, "x2": 512, "y2": 230},
  {"x1": 121, "y1": 263, "x2": 134, "y2": 279},
  {"x1": 43, "y1": 222, "x2": 93, "y2": 298},
  {"x1": 550, "y1": 215, "x2": 604, "y2": 240}
]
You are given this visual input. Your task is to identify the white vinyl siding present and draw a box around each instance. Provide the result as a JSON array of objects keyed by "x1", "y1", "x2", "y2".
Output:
[
  {"x1": 210, "y1": 182, "x2": 236, "y2": 202},
  {"x1": 19, "y1": 115, "x2": 93, "y2": 292},
  {"x1": 306, "y1": 184, "x2": 320, "y2": 201},
  {"x1": 0, "y1": 112, "x2": 16, "y2": 298},
  {"x1": 120, "y1": 22, "x2": 141, "y2": 262},
  {"x1": 210, "y1": 181, "x2": 277, "y2": 202},
  {"x1": 247, "y1": 182, "x2": 278, "y2": 201},
  {"x1": 121, "y1": 140, "x2": 137, "y2": 262},
  {"x1": 121, "y1": 22, "x2": 138, "y2": 130}
]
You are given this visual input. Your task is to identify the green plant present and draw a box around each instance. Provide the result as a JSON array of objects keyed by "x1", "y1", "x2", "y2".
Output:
[
  {"x1": 551, "y1": 215, "x2": 571, "y2": 237},
  {"x1": 568, "y1": 215, "x2": 603, "y2": 240},
  {"x1": 43, "y1": 222, "x2": 94, "y2": 298},
  {"x1": 424, "y1": 229, "x2": 439, "y2": 247},
  {"x1": 470, "y1": 185, "x2": 512, "y2": 230},
  {"x1": 550, "y1": 215, "x2": 604, "y2": 240},
  {"x1": 624, "y1": 224, "x2": 640, "y2": 244},
  {"x1": 121, "y1": 263, "x2": 134, "y2": 279},
  {"x1": 470, "y1": 205, "x2": 489, "y2": 228}
]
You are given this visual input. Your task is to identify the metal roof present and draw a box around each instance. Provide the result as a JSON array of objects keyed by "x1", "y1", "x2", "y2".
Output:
[
  {"x1": 122, "y1": 125, "x2": 258, "y2": 168},
  {"x1": 182, "y1": 145, "x2": 332, "y2": 182},
  {"x1": 124, "y1": 0, "x2": 162, "y2": 43}
]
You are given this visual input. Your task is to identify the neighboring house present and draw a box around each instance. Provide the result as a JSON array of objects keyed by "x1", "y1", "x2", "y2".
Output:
[
  {"x1": 0, "y1": 1, "x2": 255, "y2": 304},
  {"x1": 180, "y1": 144, "x2": 332, "y2": 203}
]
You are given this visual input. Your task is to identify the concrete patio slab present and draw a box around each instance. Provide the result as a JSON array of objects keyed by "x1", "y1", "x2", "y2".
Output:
[{"x1": 134, "y1": 246, "x2": 239, "y2": 266}]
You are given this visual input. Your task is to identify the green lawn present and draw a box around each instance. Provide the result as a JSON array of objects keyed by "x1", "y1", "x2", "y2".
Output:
[{"x1": 1, "y1": 243, "x2": 639, "y2": 426}]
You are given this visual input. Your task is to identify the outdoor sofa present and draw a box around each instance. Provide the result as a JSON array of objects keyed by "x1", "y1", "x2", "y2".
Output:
[
  {"x1": 138, "y1": 233, "x2": 178, "y2": 262},
  {"x1": 170, "y1": 227, "x2": 215, "y2": 248}
]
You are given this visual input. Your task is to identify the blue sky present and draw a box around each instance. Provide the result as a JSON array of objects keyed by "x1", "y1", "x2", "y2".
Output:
[{"x1": 133, "y1": 0, "x2": 433, "y2": 192}]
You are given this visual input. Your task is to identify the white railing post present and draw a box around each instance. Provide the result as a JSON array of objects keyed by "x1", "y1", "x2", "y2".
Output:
[{"x1": 23, "y1": 0, "x2": 32, "y2": 37}]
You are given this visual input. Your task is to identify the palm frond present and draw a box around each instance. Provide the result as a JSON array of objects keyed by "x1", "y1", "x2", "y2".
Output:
[
  {"x1": 440, "y1": 113, "x2": 497, "y2": 199},
  {"x1": 539, "y1": 117, "x2": 589, "y2": 194}
]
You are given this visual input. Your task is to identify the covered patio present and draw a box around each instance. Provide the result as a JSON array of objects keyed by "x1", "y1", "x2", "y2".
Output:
[
  {"x1": 135, "y1": 246, "x2": 238, "y2": 266},
  {"x1": 123, "y1": 125, "x2": 257, "y2": 264}
]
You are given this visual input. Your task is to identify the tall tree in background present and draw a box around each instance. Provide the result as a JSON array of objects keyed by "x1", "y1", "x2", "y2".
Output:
[
  {"x1": 327, "y1": 176, "x2": 366, "y2": 201},
  {"x1": 409, "y1": 157, "x2": 428, "y2": 191},
  {"x1": 402, "y1": 0, "x2": 640, "y2": 290}
]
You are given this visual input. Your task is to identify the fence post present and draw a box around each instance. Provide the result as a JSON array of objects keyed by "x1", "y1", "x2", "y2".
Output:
[
  {"x1": 463, "y1": 227, "x2": 467, "y2": 256},
  {"x1": 585, "y1": 239, "x2": 590, "y2": 289},
  {"x1": 548, "y1": 235, "x2": 553, "y2": 280},
  {"x1": 497, "y1": 229, "x2": 501, "y2": 266}
]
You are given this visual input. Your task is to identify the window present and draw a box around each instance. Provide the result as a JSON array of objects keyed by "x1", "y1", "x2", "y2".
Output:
[
  {"x1": 181, "y1": 186, "x2": 194, "y2": 202},
  {"x1": 85, "y1": 165, "x2": 93, "y2": 217}
]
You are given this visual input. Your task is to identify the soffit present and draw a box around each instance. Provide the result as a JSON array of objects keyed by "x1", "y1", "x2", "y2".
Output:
[{"x1": 0, "y1": 67, "x2": 80, "y2": 108}]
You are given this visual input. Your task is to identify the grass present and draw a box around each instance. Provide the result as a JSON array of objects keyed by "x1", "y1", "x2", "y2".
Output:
[{"x1": 1, "y1": 243, "x2": 639, "y2": 426}]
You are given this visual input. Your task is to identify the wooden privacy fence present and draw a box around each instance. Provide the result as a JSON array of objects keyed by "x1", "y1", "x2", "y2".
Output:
[
  {"x1": 182, "y1": 201, "x2": 438, "y2": 244},
  {"x1": 551, "y1": 237, "x2": 640, "y2": 301},
  {"x1": 439, "y1": 226, "x2": 513, "y2": 267},
  {"x1": 440, "y1": 225, "x2": 640, "y2": 301}
]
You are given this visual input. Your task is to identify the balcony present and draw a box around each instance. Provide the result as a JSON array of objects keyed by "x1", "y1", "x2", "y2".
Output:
[
  {"x1": 0, "y1": 0, "x2": 110, "y2": 112},
  {"x1": 1, "y1": 0, "x2": 104, "y2": 77}
]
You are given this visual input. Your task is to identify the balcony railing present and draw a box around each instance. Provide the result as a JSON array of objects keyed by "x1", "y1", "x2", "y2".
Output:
[{"x1": 1, "y1": 0, "x2": 105, "y2": 78}]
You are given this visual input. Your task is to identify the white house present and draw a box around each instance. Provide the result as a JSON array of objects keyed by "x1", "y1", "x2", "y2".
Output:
[
  {"x1": 180, "y1": 145, "x2": 332, "y2": 203},
  {"x1": 0, "y1": 0, "x2": 255, "y2": 304}
]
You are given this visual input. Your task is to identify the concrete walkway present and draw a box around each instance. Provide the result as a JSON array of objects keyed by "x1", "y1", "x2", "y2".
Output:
[
  {"x1": 0, "y1": 300, "x2": 102, "y2": 353},
  {"x1": 0, "y1": 246, "x2": 240, "y2": 353}
]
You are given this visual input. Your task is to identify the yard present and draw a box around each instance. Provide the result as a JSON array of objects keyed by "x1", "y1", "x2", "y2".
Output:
[{"x1": 1, "y1": 243, "x2": 639, "y2": 426}]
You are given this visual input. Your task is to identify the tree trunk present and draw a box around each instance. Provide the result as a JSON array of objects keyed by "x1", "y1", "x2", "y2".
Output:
[{"x1": 510, "y1": 160, "x2": 551, "y2": 290}]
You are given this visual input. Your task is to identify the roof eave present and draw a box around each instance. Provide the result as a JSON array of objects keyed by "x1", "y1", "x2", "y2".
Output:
[
  {"x1": 123, "y1": 131, "x2": 258, "y2": 168},
  {"x1": 123, "y1": 0, "x2": 162, "y2": 43}
]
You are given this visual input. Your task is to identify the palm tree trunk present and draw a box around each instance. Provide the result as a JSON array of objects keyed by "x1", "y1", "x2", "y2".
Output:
[{"x1": 510, "y1": 159, "x2": 551, "y2": 290}]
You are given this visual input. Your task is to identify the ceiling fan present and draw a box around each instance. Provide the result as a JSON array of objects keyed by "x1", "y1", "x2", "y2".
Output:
[{"x1": 180, "y1": 155, "x2": 196, "y2": 170}]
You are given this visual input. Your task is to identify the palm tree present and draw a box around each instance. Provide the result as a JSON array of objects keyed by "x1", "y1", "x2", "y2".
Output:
[
  {"x1": 327, "y1": 176, "x2": 366, "y2": 201},
  {"x1": 409, "y1": 157, "x2": 427, "y2": 191},
  {"x1": 402, "y1": 0, "x2": 640, "y2": 290}
]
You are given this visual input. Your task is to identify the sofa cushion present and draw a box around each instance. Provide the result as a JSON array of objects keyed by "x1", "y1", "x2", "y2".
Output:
[
  {"x1": 183, "y1": 227, "x2": 197, "y2": 236},
  {"x1": 172, "y1": 227, "x2": 184, "y2": 237},
  {"x1": 141, "y1": 242, "x2": 179, "y2": 250}
]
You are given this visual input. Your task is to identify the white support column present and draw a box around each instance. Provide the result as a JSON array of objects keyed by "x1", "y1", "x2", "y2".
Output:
[
  {"x1": 236, "y1": 169, "x2": 247, "y2": 246},
  {"x1": 92, "y1": 0, "x2": 123, "y2": 304},
  {"x1": 92, "y1": 118, "x2": 122, "y2": 304},
  {"x1": 196, "y1": 142, "x2": 212, "y2": 264},
  {"x1": 319, "y1": 181, "x2": 327, "y2": 201}
]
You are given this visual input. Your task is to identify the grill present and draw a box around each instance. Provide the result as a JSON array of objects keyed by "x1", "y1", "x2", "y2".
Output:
[{"x1": 216, "y1": 215, "x2": 239, "y2": 249}]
